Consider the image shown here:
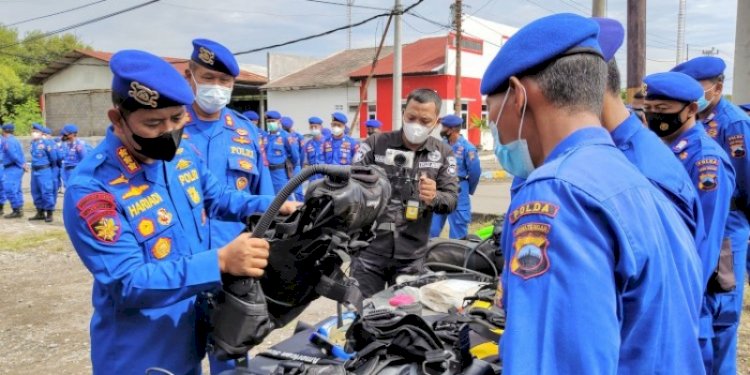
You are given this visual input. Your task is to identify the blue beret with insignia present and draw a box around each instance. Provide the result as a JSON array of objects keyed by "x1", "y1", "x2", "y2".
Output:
[
  {"x1": 280, "y1": 116, "x2": 294, "y2": 128},
  {"x1": 481, "y1": 13, "x2": 603, "y2": 95},
  {"x1": 111, "y1": 49, "x2": 194, "y2": 110},
  {"x1": 591, "y1": 17, "x2": 623, "y2": 62},
  {"x1": 67, "y1": 124, "x2": 79, "y2": 134},
  {"x1": 332, "y1": 112, "x2": 348, "y2": 124},
  {"x1": 32, "y1": 123, "x2": 44, "y2": 132},
  {"x1": 740, "y1": 103, "x2": 750, "y2": 112},
  {"x1": 242, "y1": 110, "x2": 259, "y2": 121},
  {"x1": 2, "y1": 123, "x2": 15, "y2": 132},
  {"x1": 671, "y1": 56, "x2": 726, "y2": 81},
  {"x1": 308, "y1": 116, "x2": 323, "y2": 125},
  {"x1": 643, "y1": 72, "x2": 703, "y2": 103},
  {"x1": 440, "y1": 114, "x2": 463, "y2": 128},
  {"x1": 365, "y1": 119, "x2": 382, "y2": 128},
  {"x1": 191, "y1": 38, "x2": 240, "y2": 77},
  {"x1": 266, "y1": 110, "x2": 281, "y2": 120}
]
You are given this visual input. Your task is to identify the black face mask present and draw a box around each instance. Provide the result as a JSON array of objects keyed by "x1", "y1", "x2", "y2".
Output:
[
  {"x1": 367, "y1": 129, "x2": 376, "y2": 136},
  {"x1": 121, "y1": 113, "x2": 183, "y2": 161},
  {"x1": 645, "y1": 104, "x2": 689, "y2": 138},
  {"x1": 440, "y1": 130, "x2": 452, "y2": 139}
]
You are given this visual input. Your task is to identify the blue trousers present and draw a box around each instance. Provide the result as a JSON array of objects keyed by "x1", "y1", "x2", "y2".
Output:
[
  {"x1": 269, "y1": 168, "x2": 302, "y2": 202},
  {"x1": 51, "y1": 167, "x2": 60, "y2": 206},
  {"x1": 0, "y1": 166, "x2": 5, "y2": 205},
  {"x1": 31, "y1": 168, "x2": 55, "y2": 210},
  {"x1": 3, "y1": 166, "x2": 23, "y2": 209},
  {"x1": 430, "y1": 180, "x2": 471, "y2": 239},
  {"x1": 703, "y1": 211, "x2": 749, "y2": 374},
  {"x1": 62, "y1": 166, "x2": 75, "y2": 187}
]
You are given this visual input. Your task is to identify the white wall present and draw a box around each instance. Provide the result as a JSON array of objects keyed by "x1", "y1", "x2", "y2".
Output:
[
  {"x1": 266, "y1": 86, "x2": 362, "y2": 134},
  {"x1": 43, "y1": 57, "x2": 111, "y2": 94}
]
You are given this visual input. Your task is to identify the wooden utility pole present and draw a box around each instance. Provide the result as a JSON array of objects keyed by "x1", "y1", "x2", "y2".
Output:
[
  {"x1": 453, "y1": 0, "x2": 462, "y2": 116},
  {"x1": 626, "y1": 0, "x2": 646, "y2": 103},
  {"x1": 592, "y1": 0, "x2": 606, "y2": 16}
]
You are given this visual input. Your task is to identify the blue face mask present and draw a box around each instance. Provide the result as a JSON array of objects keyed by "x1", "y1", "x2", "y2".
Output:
[
  {"x1": 697, "y1": 84, "x2": 717, "y2": 113},
  {"x1": 490, "y1": 86, "x2": 535, "y2": 179}
]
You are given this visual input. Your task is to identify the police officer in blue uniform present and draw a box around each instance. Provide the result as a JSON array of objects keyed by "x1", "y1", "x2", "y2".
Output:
[
  {"x1": 740, "y1": 103, "x2": 750, "y2": 115},
  {"x1": 483, "y1": 14, "x2": 703, "y2": 374},
  {"x1": 643, "y1": 72, "x2": 735, "y2": 374},
  {"x1": 324, "y1": 112, "x2": 359, "y2": 165},
  {"x1": 63, "y1": 49, "x2": 298, "y2": 375},
  {"x1": 2, "y1": 123, "x2": 25, "y2": 219},
  {"x1": 0, "y1": 131, "x2": 4, "y2": 215},
  {"x1": 60, "y1": 124, "x2": 88, "y2": 186},
  {"x1": 281, "y1": 116, "x2": 305, "y2": 200},
  {"x1": 672, "y1": 56, "x2": 750, "y2": 375},
  {"x1": 28, "y1": 123, "x2": 57, "y2": 222},
  {"x1": 242, "y1": 110, "x2": 270, "y2": 169},
  {"x1": 430, "y1": 115, "x2": 480, "y2": 239},
  {"x1": 264, "y1": 110, "x2": 300, "y2": 196},
  {"x1": 303, "y1": 117, "x2": 327, "y2": 181},
  {"x1": 365, "y1": 119, "x2": 382, "y2": 137}
]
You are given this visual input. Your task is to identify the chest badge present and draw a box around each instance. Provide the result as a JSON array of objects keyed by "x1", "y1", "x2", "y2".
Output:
[
  {"x1": 428, "y1": 150, "x2": 441, "y2": 162},
  {"x1": 151, "y1": 238, "x2": 172, "y2": 260},
  {"x1": 138, "y1": 218, "x2": 155, "y2": 237},
  {"x1": 157, "y1": 208, "x2": 173, "y2": 226},
  {"x1": 236, "y1": 176, "x2": 249, "y2": 190}
]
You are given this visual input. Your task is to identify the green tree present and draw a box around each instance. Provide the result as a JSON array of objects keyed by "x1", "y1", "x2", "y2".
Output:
[{"x1": 0, "y1": 24, "x2": 88, "y2": 133}]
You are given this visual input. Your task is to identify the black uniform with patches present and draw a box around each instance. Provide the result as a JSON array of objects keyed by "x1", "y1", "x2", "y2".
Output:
[{"x1": 352, "y1": 130, "x2": 458, "y2": 296}]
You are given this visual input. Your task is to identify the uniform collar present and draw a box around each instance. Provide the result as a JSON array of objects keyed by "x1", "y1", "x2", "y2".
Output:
[
  {"x1": 185, "y1": 105, "x2": 229, "y2": 139},
  {"x1": 669, "y1": 123, "x2": 704, "y2": 150},
  {"x1": 545, "y1": 126, "x2": 613, "y2": 163},
  {"x1": 105, "y1": 126, "x2": 164, "y2": 184},
  {"x1": 609, "y1": 113, "x2": 642, "y2": 147}
]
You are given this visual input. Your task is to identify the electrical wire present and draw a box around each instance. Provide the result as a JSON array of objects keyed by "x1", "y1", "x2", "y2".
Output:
[
  {"x1": 0, "y1": 0, "x2": 162, "y2": 51},
  {"x1": 6, "y1": 0, "x2": 108, "y2": 27},
  {"x1": 233, "y1": 0, "x2": 425, "y2": 56},
  {"x1": 303, "y1": 0, "x2": 390, "y2": 11}
]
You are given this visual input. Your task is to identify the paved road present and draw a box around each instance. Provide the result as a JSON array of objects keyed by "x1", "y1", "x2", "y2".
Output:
[{"x1": 470, "y1": 179, "x2": 511, "y2": 216}]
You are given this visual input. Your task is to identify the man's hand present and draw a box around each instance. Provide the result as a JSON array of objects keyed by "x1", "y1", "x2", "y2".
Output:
[
  {"x1": 218, "y1": 234, "x2": 270, "y2": 277},
  {"x1": 23, "y1": 164, "x2": 30, "y2": 173},
  {"x1": 279, "y1": 201, "x2": 302, "y2": 215},
  {"x1": 418, "y1": 172, "x2": 437, "y2": 206}
]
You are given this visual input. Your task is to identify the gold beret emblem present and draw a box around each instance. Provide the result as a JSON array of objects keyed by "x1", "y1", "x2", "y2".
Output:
[
  {"x1": 198, "y1": 46, "x2": 215, "y2": 65},
  {"x1": 128, "y1": 81, "x2": 159, "y2": 108}
]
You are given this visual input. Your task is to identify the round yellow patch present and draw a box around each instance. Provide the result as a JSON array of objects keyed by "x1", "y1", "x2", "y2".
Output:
[
  {"x1": 151, "y1": 238, "x2": 172, "y2": 259},
  {"x1": 138, "y1": 219, "x2": 155, "y2": 237},
  {"x1": 236, "y1": 177, "x2": 248, "y2": 190}
]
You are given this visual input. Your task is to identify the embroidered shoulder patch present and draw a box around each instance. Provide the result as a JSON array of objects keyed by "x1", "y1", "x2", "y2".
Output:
[
  {"x1": 728, "y1": 134, "x2": 746, "y2": 158},
  {"x1": 76, "y1": 192, "x2": 121, "y2": 243},
  {"x1": 509, "y1": 201, "x2": 559, "y2": 224},
  {"x1": 510, "y1": 222, "x2": 551, "y2": 280},
  {"x1": 696, "y1": 157, "x2": 719, "y2": 191},
  {"x1": 116, "y1": 146, "x2": 141, "y2": 174}
]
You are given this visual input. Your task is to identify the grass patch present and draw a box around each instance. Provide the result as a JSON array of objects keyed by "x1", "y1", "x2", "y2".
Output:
[{"x1": 0, "y1": 228, "x2": 71, "y2": 252}]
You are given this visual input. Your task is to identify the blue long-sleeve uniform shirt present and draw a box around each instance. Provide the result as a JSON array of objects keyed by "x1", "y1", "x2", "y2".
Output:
[
  {"x1": 285, "y1": 129, "x2": 305, "y2": 167},
  {"x1": 500, "y1": 127, "x2": 703, "y2": 374},
  {"x1": 61, "y1": 139, "x2": 88, "y2": 168},
  {"x1": 669, "y1": 124, "x2": 734, "y2": 287},
  {"x1": 30, "y1": 138, "x2": 55, "y2": 167},
  {"x1": 2, "y1": 134, "x2": 24, "y2": 168},
  {"x1": 265, "y1": 129, "x2": 300, "y2": 168},
  {"x1": 63, "y1": 127, "x2": 273, "y2": 375},
  {"x1": 324, "y1": 135, "x2": 359, "y2": 165},
  {"x1": 182, "y1": 107, "x2": 274, "y2": 249},
  {"x1": 449, "y1": 136, "x2": 481, "y2": 195}
]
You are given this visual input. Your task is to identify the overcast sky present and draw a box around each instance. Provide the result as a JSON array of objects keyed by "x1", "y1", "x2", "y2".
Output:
[{"x1": 0, "y1": 0, "x2": 740, "y2": 92}]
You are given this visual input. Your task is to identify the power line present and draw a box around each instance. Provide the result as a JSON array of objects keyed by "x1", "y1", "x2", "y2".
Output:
[
  {"x1": 158, "y1": 1, "x2": 373, "y2": 17},
  {"x1": 402, "y1": 16, "x2": 448, "y2": 35},
  {"x1": 6, "y1": 0, "x2": 108, "y2": 27},
  {"x1": 303, "y1": 0, "x2": 390, "y2": 11},
  {"x1": 0, "y1": 0, "x2": 161, "y2": 51},
  {"x1": 233, "y1": 0, "x2": 425, "y2": 56}
]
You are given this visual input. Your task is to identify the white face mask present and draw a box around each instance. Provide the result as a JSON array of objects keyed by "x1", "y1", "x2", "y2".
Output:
[
  {"x1": 191, "y1": 73, "x2": 232, "y2": 114},
  {"x1": 331, "y1": 126, "x2": 344, "y2": 136},
  {"x1": 403, "y1": 121, "x2": 434, "y2": 144},
  {"x1": 31, "y1": 131, "x2": 42, "y2": 140}
]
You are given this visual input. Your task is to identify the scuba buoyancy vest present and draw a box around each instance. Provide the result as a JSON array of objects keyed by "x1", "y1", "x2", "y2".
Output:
[{"x1": 209, "y1": 165, "x2": 392, "y2": 362}]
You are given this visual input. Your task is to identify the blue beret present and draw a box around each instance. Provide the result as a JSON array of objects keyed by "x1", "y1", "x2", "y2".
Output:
[
  {"x1": 42, "y1": 127, "x2": 51, "y2": 135},
  {"x1": 365, "y1": 119, "x2": 382, "y2": 128},
  {"x1": 2, "y1": 123, "x2": 14, "y2": 132},
  {"x1": 740, "y1": 103, "x2": 750, "y2": 112},
  {"x1": 63, "y1": 124, "x2": 79, "y2": 134},
  {"x1": 308, "y1": 116, "x2": 323, "y2": 125},
  {"x1": 332, "y1": 112, "x2": 348, "y2": 124},
  {"x1": 266, "y1": 110, "x2": 281, "y2": 120},
  {"x1": 481, "y1": 13, "x2": 603, "y2": 95},
  {"x1": 191, "y1": 38, "x2": 240, "y2": 77},
  {"x1": 242, "y1": 110, "x2": 259, "y2": 121},
  {"x1": 440, "y1": 114, "x2": 463, "y2": 128},
  {"x1": 32, "y1": 123, "x2": 44, "y2": 132},
  {"x1": 280, "y1": 116, "x2": 294, "y2": 128},
  {"x1": 591, "y1": 17, "x2": 623, "y2": 62},
  {"x1": 111, "y1": 50, "x2": 194, "y2": 110},
  {"x1": 643, "y1": 72, "x2": 703, "y2": 103},
  {"x1": 671, "y1": 56, "x2": 726, "y2": 81}
]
